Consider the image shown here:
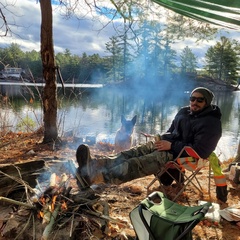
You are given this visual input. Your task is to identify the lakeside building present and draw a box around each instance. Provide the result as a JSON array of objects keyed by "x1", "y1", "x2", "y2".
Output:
[{"x1": 0, "y1": 67, "x2": 24, "y2": 80}]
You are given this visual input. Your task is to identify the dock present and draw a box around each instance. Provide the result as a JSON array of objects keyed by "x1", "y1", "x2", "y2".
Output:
[{"x1": 0, "y1": 82, "x2": 104, "y2": 88}]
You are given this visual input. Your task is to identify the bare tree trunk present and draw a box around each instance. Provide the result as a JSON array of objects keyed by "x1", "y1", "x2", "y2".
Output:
[
  {"x1": 40, "y1": 0, "x2": 58, "y2": 143},
  {"x1": 234, "y1": 140, "x2": 240, "y2": 162}
]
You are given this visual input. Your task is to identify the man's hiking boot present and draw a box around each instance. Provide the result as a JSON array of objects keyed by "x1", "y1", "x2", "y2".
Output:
[
  {"x1": 216, "y1": 185, "x2": 228, "y2": 203},
  {"x1": 76, "y1": 144, "x2": 92, "y2": 186},
  {"x1": 76, "y1": 144, "x2": 104, "y2": 187}
]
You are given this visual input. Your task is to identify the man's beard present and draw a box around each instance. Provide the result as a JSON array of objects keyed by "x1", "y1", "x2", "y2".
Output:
[{"x1": 190, "y1": 105, "x2": 204, "y2": 114}]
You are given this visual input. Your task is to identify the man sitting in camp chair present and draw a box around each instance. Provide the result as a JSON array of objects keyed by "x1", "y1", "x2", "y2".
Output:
[{"x1": 75, "y1": 87, "x2": 228, "y2": 202}]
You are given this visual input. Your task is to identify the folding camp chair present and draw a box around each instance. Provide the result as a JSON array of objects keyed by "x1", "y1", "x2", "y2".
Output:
[
  {"x1": 129, "y1": 191, "x2": 211, "y2": 240},
  {"x1": 147, "y1": 146, "x2": 211, "y2": 201}
]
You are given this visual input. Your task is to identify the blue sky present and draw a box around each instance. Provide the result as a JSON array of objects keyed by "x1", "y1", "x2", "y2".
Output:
[{"x1": 0, "y1": 0, "x2": 239, "y2": 68}]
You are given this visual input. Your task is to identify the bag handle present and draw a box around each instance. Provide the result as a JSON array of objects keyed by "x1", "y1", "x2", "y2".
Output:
[{"x1": 147, "y1": 191, "x2": 163, "y2": 204}]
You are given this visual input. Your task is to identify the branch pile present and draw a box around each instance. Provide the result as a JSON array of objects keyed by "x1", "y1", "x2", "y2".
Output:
[{"x1": 0, "y1": 160, "x2": 131, "y2": 240}]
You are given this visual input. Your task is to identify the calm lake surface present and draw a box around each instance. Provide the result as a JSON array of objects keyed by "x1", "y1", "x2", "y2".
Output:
[{"x1": 1, "y1": 86, "x2": 239, "y2": 161}]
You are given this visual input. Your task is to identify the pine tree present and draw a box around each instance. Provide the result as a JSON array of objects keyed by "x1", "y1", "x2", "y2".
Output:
[
  {"x1": 205, "y1": 36, "x2": 238, "y2": 84},
  {"x1": 180, "y1": 46, "x2": 197, "y2": 74}
]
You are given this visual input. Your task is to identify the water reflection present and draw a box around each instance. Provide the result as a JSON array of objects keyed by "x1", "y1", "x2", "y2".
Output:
[
  {"x1": 1, "y1": 87, "x2": 239, "y2": 161},
  {"x1": 62, "y1": 88, "x2": 239, "y2": 161}
]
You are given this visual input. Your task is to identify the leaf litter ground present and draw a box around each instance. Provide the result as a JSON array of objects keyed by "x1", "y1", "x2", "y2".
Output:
[{"x1": 0, "y1": 131, "x2": 239, "y2": 240}]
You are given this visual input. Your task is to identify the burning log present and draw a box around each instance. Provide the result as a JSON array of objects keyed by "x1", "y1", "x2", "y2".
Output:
[{"x1": 41, "y1": 203, "x2": 61, "y2": 240}]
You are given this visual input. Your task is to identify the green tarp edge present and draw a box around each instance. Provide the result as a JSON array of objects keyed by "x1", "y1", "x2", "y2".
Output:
[{"x1": 152, "y1": 0, "x2": 240, "y2": 29}]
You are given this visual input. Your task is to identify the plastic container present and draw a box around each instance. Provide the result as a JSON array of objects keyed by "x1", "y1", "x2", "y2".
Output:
[
  {"x1": 229, "y1": 165, "x2": 237, "y2": 181},
  {"x1": 229, "y1": 163, "x2": 240, "y2": 183},
  {"x1": 198, "y1": 200, "x2": 221, "y2": 222}
]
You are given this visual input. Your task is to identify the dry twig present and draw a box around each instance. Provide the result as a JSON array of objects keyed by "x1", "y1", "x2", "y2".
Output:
[{"x1": 0, "y1": 196, "x2": 36, "y2": 209}]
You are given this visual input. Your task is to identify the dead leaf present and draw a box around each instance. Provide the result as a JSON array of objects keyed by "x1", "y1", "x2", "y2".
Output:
[{"x1": 2, "y1": 218, "x2": 20, "y2": 236}]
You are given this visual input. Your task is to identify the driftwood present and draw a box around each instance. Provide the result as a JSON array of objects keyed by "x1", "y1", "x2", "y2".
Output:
[{"x1": 0, "y1": 159, "x2": 46, "y2": 197}]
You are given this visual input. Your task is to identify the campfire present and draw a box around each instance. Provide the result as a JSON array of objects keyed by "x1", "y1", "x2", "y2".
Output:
[{"x1": 0, "y1": 159, "x2": 130, "y2": 240}]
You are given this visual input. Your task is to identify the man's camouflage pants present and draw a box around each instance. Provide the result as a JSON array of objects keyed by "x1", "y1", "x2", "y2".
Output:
[{"x1": 100, "y1": 141, "x2": 173, "y2": 184}]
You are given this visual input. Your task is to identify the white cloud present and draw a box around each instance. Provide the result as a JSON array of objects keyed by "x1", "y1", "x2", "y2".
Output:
[
  {"x1": 0, "y1": 0, "x2": 120, "y2": 56},
  {"x1": 1, "y1": 0, "x2": 240, "y2": 62},
  {"x1": 1, "y1": 0, "x2": 40, "y2": 51}
]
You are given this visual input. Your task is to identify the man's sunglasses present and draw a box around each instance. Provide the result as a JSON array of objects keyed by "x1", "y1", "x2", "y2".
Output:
[{"x1": 189, "y1": 96, "x2": 205, "y2": 103}]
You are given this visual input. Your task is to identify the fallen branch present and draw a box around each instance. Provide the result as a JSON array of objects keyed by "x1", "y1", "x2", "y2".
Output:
[
  {"x1": 70, "y1": 214, "x2": 74, "y2": 238},
  {"x1": 0, "y1": 196, "x2": 36, "y2": 209},
  {"x1": 32, "y1": 214, "x2": 36, "y2": 240}
]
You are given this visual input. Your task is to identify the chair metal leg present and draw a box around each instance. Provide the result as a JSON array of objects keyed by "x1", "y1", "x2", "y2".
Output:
[
  {"x1": 208, "y1": 163, "x2": 211, "y2": 195},
  {"x1": 173, "y1": 169, "x2": 203, "y2": 201},
  {"x1": 147, "y1": 158, "x2": 212, "y2": 201},
  {"x1": 147, "y1": 175, "x2": 159, "y2": 191}
]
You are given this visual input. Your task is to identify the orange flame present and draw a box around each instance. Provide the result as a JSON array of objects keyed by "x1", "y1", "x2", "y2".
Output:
[
  {"x1": 51, "y1": 195, "x2": 57, "y2": 212},
  {"x1": 39, "y1": 196, "x2": 46, "y2": 205},
  {"x1": 38, "y1": 211, "x2": 44, "y2": 219},
  {"x1": 61, "y1": 200, "x2": 68, "y2": 210}
]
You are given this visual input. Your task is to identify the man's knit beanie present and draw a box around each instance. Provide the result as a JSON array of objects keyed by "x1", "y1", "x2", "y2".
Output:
[{"x1": 191, "y1": 87, "x2": 214, "y2": 106}]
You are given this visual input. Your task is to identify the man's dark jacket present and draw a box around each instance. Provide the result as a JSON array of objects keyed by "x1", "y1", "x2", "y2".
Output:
[{"x1": 162, "y1": 105, "x2": 222, "y2": 159}]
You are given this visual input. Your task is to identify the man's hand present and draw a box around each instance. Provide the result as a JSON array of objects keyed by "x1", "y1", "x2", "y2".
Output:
[{"x1": 155, "y1": 140, "x2": 172, "y2": 151}]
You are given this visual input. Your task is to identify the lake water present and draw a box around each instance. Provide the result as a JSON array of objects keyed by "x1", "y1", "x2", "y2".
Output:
[{"x1": 1, "y1": 86, "x2": 239, "y2": 162}]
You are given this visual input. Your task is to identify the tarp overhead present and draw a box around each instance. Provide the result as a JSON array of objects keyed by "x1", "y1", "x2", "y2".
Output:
[{"x1": 152, "y1": 0, "x2": 240, "y2": 29}]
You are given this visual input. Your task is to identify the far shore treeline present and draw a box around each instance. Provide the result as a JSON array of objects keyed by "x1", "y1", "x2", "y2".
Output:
[{"x1": 0, "y1": 36, "x2": 239, "y2": 89}]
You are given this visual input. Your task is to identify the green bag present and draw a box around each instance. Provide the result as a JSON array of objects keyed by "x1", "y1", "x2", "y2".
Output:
[{"x1": 129, "y1": 192, "x2": 211, "y2": 240}]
